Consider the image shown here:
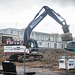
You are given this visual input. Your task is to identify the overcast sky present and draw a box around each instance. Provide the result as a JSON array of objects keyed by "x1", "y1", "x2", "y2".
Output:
[{"x1": 0, "y1": 0, "x2": 75, "y2": 36}]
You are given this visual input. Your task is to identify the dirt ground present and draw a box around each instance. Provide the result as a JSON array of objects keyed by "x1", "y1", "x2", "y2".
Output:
[{"x1": 0, "y1": 46, "x2": 75, "y2": 75}]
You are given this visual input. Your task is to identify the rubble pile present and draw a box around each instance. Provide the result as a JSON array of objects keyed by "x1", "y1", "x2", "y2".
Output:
[
  {"x1": 38, "y1": 49, "x2": 75, "y2": 63},
  {"x1": 26, "y1": 49, "x2": 75, "y2": 70}
]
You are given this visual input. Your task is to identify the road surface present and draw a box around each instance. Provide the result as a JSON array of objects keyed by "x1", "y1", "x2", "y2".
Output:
[{"x1": 0, "y1": 65, "x2": 74, "y2": 75}]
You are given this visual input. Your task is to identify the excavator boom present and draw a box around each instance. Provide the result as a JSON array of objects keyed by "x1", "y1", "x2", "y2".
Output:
[{"x1": 24, "y1": 6, "x2": 72, "y2": 46}]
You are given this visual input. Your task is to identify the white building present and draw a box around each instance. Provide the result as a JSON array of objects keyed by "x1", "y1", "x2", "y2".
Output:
[
  {"x1": 31, "y1": 31, "x2": 66, "y2": 49},
  {"x1": 0, "y1": 28, "x2": 24, "y2": 40},
  {"x1": 0, "y1": 28, "x2": 67, "y2": 49}
]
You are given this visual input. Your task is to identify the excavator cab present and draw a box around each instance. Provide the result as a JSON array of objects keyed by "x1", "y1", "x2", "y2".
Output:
[{"x1": 26, "y1": 39, "x2": 38, "y2": 52}]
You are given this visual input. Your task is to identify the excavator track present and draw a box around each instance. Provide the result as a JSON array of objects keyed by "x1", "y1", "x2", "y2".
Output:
[
  {"x1": 6, "y1": 53, "x2": 43, "y2": 63},
  {"x1": 18, "y1": 54, "x2": 43, "y2": 63}
]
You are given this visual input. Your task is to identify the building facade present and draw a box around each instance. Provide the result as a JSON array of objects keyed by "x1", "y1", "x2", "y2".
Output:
[
  {"x1": 0, "y1": 28, "x2": 68, "y2": 49},
  {"x1": 0, "y1": 28, "x2": 24, "y2": 40},
  {"x1": 30, "y1": 32, "x2": 67, "y2": 49}
]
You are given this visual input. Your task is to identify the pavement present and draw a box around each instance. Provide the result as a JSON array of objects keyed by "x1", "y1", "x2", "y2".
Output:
[
  {"x1": 17, "y1": 67, "x2": 62, "y2": 75},
  {"x1": 0, "y1": 65, "x2": 75, "y2": 75},
  {"x1": 0, "y1": 65, "x2": 62, "y2": 75}
]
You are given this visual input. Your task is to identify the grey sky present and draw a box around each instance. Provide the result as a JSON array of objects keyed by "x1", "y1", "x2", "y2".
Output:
[{"x1": 0, "y1": 0, "x2": 75, "y2": 36}]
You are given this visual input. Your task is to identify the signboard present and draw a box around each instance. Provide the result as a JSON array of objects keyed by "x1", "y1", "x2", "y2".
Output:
[{"x1": 4, "y1": 46, "x2": 28, "y2": 53}]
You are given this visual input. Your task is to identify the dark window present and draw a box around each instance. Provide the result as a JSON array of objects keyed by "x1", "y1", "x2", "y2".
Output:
[
  {"x1": 61, "y1": 44, "x2": 63, "y2": 48},
  {"x1": 39, "y1": 42, "x2": 42, "y2": 45},
  {"x1": 54, "y1": 43, "x2": 57, "y2": 49},
  {"x1": 11, "y1": 30, "x2": 13, "y2": 34}
]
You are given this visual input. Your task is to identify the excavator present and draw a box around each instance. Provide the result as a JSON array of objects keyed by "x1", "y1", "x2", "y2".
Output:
[{"x1": 4, "y1": 6, "x2": 72, "y2": 62}]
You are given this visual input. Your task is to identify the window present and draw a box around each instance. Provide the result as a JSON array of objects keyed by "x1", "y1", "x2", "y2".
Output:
[
  {"x1": 54, "y1": 43, "x2": 57, "y2": 49},
  {"x1": 21, "y1": 31, "x2": 23, "y2": 35},
  {"x1": 11, "y1": 30, "x2": 13, "y2": 34},
  {"x1": 18, "y1": 31, "x2": 19, "y2": 35},
  {"x1": 39, "y1": 42, "x2": 42, "y2": 45},
  {"x1": 61, "y1": 44, "x2": 63, "y2": 48},
  {"x1": 48, "y1": 43, "x2": 49, "y2": 48},
  {"x1": 48, "y1": 35, "x2": 50, "y2": 41},
  {"x1": 55, "y1": 36, "x2": 57, "y2": 42},
  {"x1": 31, "y1": 42, "x2": 34, "y2": 48}
]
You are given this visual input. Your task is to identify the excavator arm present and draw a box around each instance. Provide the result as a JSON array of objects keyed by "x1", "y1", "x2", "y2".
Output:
[
  {"x1": 43, "y1": 6, "x2": 69, "y2": 33},
  {"x1": 24, "y1": 6, "x2": 72, "y2": 46}
]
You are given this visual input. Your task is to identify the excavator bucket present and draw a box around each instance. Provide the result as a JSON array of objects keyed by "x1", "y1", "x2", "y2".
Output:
[{"x1": 61, "y1": 33, "x2": 73, "y2": 41}]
